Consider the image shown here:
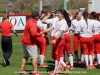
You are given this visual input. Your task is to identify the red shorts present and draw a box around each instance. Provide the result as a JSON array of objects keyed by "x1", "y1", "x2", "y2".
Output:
[
  {"x1": 93, "y1": 34, "x2": 100, "y2": 54},
  {"x1": 51, "y1": 36, "x2": 55, "y2": 59},
  {"x1": 80, "y1": 37, "x2": 94, "y2": 55},
  {"x1": 64, "y1": 34, "x2": 72, "y2": 54},
  {"x1": 36, "y1": 36, "x2": 47, "y2": 56},
  {"x1": 51, "y1": 36, "x2": 65, "y2": 60},
  {"x1": 73, "y1": 34, "x2": 80, "y2": 54}
]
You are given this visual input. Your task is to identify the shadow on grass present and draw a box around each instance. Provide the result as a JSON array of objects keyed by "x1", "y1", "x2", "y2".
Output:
[
  {"x1": 26, "y1": 63, "x2": 32, "y2": 65},
  {"x1": 45, "y1": 60, "x2": 54, "y2": 64},
  {"x1": 0, "y1": 63, "x2": 3, "y2": 65},
  {"x1": 44, "y1": 60, "x2": 55, "y2": 71}
]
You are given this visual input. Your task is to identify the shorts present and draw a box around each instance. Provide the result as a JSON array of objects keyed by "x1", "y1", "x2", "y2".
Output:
[{"x1": 22, "y1": 44, "x2": 38, "y2": 58}]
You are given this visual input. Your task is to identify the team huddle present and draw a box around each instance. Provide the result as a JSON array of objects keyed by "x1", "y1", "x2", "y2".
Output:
[
  {"x1": 1, "y1": 10, "x2": 100, "y2": 75},
  {"x1": 18, "y1": 10, "x2": 100, "y2": 75}
]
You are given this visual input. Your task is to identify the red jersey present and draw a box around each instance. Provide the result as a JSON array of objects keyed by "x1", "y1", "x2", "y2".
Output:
[
  {"x1": 0, "y1": 20, "x2": 13, "y2": 37},
  {"x1": 21, "y1": 17, "x2": 42, "y2": 45}
]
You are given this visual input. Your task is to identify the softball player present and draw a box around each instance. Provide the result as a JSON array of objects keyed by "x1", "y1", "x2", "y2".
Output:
[{"x1": 78, "y1": 11, "x2": 95, "y2": 69}]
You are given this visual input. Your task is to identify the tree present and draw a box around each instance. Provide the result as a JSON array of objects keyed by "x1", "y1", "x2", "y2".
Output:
[
  {"x1": 0, "y1": 0, "x2": 89, "y2": 14},
  {"x1": 68, "y1": 0, "x2": 88, "y2": 10},
  {"x1": 0, "y1": 6, "x2": 6, "y2": 13}
]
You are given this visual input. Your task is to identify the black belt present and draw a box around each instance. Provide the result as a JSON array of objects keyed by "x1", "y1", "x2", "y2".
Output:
[{"x1": 2, "y1": 36, "x2": 11, "y2": 38}]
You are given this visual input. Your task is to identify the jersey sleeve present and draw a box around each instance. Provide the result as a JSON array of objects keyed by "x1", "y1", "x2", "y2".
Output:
[{"x1": 46, "y1": 19, "x2": 53, "y2": 24}]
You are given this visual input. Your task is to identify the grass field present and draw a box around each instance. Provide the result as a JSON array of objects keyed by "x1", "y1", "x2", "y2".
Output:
[{"x1": 0, "y1": 34, "x2": 100, "y2": 75}]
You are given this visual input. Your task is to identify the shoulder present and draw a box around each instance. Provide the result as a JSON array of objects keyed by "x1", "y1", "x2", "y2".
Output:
[{"x1": 72, "y1": 19, "x2": 76, "y2": 23}]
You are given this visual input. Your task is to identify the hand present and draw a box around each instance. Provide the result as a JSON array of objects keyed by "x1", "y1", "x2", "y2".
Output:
[
  {"x1": 40, "y1": 31, "x2": 44, "y2": 34},
  {"x1": 92, "y1": 30, "x2": 95, "y2": 33},
  {"x1": 15, "y1": 33, "x2": 18, "y2": 37},
  {"x1": 77, "y1": 31, "x2": 80, "y2": 35},
  {"x1": 47, "y1": 12, "x2": 51, "y2": 16},
  {"x1": 51, "y1": 40, "x2": 56, "y2": 44},
  {"x1": 14, "y1": 32, "x2": 18, "y2": 37}
]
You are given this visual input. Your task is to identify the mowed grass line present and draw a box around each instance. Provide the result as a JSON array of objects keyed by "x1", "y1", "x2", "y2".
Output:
[{"x1": 0, "y1": 34, "x2": 100, "y2": 75}]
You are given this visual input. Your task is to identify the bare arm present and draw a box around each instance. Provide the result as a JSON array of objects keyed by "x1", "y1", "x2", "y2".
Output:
[
  {"x1": 67, "y1": 11, "x2": 73, "y2": 18},
  {"x1": 41, "y1": 26, "x2": 54, "y2": 34},
  {"x1": 56, "y1": 30, "x2": 64, "y2": 39},
  {"x1": 11, "y1": 28, "x2": 18, "y2": 36},
  {"x1": 51, "y1": 30, "x2": 64, "y2": 44},
  {"x1": 41, "y1": 16, "x2": 50, "y2": 23}
]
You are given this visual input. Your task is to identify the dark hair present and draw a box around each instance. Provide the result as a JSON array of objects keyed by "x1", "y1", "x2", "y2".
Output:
[
  {"x1": 32, "y1": 11, "x2": 39, "y2": 18},
  {"x1": 91, "y1": 11, "x2": 98, "y2": 19},
  {"x1": 59, "y1": 10, "x2": 71, "y2": 27},
  {"x1": 73, "y1": 11, "x2": 81, "y2": 19},
  {"x1": 83, "y1": 11, "x2": 88, "y2": 24},
  {"x1": 2, "y1": 14, "x2": 9, "y2": 22}
]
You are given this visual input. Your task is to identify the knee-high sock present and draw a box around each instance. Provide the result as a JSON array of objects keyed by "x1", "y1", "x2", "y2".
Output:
[
  {"x1": 81, "y1": 54, "x2": 84, "y2": 63},
  {"x1": 84, "y1": 55, "x2": 88, "y2": 66},
  {"x1": 39, "y1": 55, "x2": 44, "y2": 65},
  {"x1": 93, "y1": 54, "x2": 95, "y2": 61},
  {"x1": 97, "y1": 54, "x2": 100, "y2": 64},
  {"x1": 60, "y1": 57, "x2": 66, "y2": 67},
  {"x1": 54, "y1": 60, "x2": 60, "y2": 73},
  {"x1": 89, "y1": 55, "x2": 93, "y2": 66},
  {"x1": 68, "y1": 54, "x2": 73, "y2": 66}
]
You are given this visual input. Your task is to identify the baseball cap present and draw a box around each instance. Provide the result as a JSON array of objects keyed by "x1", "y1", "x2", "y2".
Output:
[{"x1": 32, "y1": 11, "x2": 39, "y2": 18}]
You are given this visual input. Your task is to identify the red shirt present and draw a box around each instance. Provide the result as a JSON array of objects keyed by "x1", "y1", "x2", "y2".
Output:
[
  {"x1": 21, "y1": 17, "x2": 42, "y2": 46},
  {"x1": 0, "y1": 20, "x2": 13, "y2": 37}
]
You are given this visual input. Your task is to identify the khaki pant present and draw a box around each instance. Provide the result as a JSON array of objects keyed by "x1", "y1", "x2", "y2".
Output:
[{"x1": 22, "y1": 44, "x2": 38, "y2": 58}]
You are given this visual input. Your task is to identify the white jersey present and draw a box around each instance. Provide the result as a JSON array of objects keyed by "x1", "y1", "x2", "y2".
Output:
[
  {"x1": 78, "y1": 19, "x2": 94, "y2": 37},
  {"x1": 52, "y1": 19, "x2": 68, "y2": 38},
  {"x1": 70, "y1": 19, "x2": 80, "y2": 34},
  {"x1": 91, "y1": 20, "x2": 100, "y2": 35},
  {"x1": 37, "y1": 20, "x2": 47, "y2": 36},
  {"x1": 37, "y1": 20, "x2": 47, "y2": 30},
  {"x1": 46, "y1": 17, "x2": 59, "y2": 36}
]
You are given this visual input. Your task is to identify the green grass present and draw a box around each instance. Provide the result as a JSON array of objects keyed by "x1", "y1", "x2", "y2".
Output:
[{"x1": 0, "y1": 34, "x2": 100, "y2": 75}]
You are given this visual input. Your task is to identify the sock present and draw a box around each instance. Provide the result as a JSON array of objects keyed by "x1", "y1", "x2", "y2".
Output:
[
  {"x1": 60, "y1": 57, "x2": 66, "y2": 67},
  {"x1": 68, "y1": 54, "x2": 73, "y2": 66},
  {"x1": 75, "y1": 54, "x2": 79, "y2": 63},
  {"x1": 84, "y1": 55, "x2": 88, "y2": 66},
  {"x1": 89, "y1": 55, "x2": 93, "y2": 66},
  {"x1": 81, "y1": 54, "x2": 84, "y2": 63},
  {"x1": 54, "y1": 60, "x2": 60, "y2": 74},
  {"x1": 97, "y1": 54, "x2": 100, "y2": 64},
  {"x1": 93, "y1": 54, "x2": 95, "y2": 61},
  {"x1": 39, "y1": 55, "x2": 44, "y2": 65}
]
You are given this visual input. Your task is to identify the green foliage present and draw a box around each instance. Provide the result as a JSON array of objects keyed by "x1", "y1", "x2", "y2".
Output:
[
  {"x1": 27, "y1": 5, "x2": 34, "y2": 12},
  {"x1": 59, "y1": 3, "x2": 64, "y2": 10},
  {"x1": 0, "y1": 6, "x2": 6, "y2": 13},
  {"x1": 59, "y1": 2, "x2": 72, "y2": 10},
  {"x1": 67, "y1": 2, "x2": 73, "y2": 10}
]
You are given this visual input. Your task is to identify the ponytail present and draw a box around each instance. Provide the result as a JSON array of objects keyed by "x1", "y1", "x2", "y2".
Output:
[
  {"x1": 83, "y1": 11, "x2": 88, "y2": 24},
  {"x1": 59, "y1": 10, "x2": 71, "y2": 28},
  {"x1": 73, "y1": 12, "x2": 79, "y2": 19}
]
